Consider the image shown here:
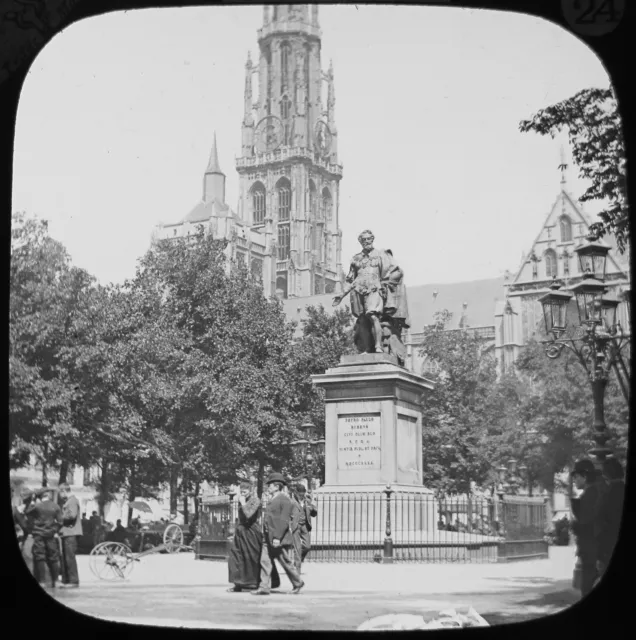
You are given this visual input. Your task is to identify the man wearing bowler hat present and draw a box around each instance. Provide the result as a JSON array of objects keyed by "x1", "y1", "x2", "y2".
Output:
[
  {"x1": 252, "y1": 473, "x2": 304, "y2": 595},
  {"x1": 26, "y1": 487, "x2": 63, "y2": 589}
]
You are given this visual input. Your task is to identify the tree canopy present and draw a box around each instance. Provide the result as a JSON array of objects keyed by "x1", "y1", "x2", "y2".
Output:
[{"x1": 519, "y1": 87, "x2": 628, "y2": 252}]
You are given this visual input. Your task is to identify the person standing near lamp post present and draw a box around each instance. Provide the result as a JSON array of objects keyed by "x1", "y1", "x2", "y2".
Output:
[{"x1": 569, "y1": 459, "x2": 604, "y2": 598}]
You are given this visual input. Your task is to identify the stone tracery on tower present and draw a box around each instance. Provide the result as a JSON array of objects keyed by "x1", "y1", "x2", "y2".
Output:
[{"x1": 153, "y1": 4, "x2": 343, "y2": 300}]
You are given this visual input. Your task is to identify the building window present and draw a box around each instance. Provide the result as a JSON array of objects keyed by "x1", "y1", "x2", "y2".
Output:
[
  {"x1": 281, "y1": 95, "x2": 291, "y2": 120},
  {"x1": 252, "y1": 182, "x2": 266, "y2": 225},
  {"x1": 561, "y1": 250, "x2": 570, "y2": 276},
  {"x1": 544, "y1": 249, "x2": 558, "y2": 278},
  {"x1": 281, "y1": 43, "x2": 290, "y2": 93},
  {"x1": 280, "y1": 95, "x2": 292, "y2": 145},
  {"x1": 277, "y1": 179, "x2": 291, "y2": 221},
  {"x1": 278, "y1": 224, "x2": 290, "y2": 259},
  {"x1": 312, "y1": 223, "x2": 324, "y2": 261},
  {"x1": 560, "y1": 216, "x2": 572, "y2": 242},
  {"x1": 276, "y1": 275, "x2": 287, "y2": 299},
  {"x1": 321, "y1": 187, "x2": 332, "y2": 221}
]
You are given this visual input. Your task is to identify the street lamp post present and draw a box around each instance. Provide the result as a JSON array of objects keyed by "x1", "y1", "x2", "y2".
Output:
[
  {"x1": 290, "y1": 422, "x2": 325, "y2": 491},
  {"x1": 538, "y1": 234, "x2": 631, "y2": 467}
]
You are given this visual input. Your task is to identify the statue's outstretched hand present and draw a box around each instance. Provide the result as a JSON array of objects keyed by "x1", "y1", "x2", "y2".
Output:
[{"x1": 332, "y1": 295, "x2": 342, "y2": 307}]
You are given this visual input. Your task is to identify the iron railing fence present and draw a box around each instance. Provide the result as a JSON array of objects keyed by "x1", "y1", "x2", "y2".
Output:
[{"x1": 195, "y1": 490, "x2": 548, "y2": 564}]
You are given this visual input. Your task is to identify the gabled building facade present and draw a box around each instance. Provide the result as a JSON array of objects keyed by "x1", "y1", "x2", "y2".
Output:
[{"x1": 494, "y1": 157, "x2": 630, "y2": 375}]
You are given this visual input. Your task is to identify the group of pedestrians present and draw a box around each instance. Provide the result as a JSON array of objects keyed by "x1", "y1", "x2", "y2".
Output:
[
  {"x1": 13, "y1": 483, "x2": 82, "y2": 589},
  {"x1": 227, "y1": 472, "x2": 317, "y2": 596},
  {"x1": 569, "y1": 456, "x2": 625, "y2": 598}
]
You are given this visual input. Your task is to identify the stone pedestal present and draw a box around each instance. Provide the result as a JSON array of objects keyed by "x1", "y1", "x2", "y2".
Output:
[
  {"x1": 312, "y1": 353, "x2": 434, "y2": 488},
  {"x1": 311, "y1": 354, "x2": 437, "y2": 536}
]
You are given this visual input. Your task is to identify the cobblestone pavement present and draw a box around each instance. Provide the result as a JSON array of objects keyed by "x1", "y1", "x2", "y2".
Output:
[{"x1": 47, "y1": 546, "x2": 580, "y2": 630}]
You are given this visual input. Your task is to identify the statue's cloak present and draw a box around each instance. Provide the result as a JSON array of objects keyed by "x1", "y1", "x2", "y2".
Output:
[{"x1": 381, "y1": 249, "x2": 410, "y2": 328}]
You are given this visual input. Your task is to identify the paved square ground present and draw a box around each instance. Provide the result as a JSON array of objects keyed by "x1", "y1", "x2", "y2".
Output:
[{"x1": 46, "y1": 546, "x2": 581, "y2": 630}]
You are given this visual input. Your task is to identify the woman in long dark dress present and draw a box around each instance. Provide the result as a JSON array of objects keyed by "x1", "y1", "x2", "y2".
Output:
[{"x1": 227, "y1": 484, "x2": 279, "y2": 592}]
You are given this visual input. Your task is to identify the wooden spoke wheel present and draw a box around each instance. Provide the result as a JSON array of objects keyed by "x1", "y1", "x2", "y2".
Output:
[
  {"x1": 89, "y1": 542, "x2": 134, "y2": 581},
  {"x1": 163, "y1": 524, "x2": 184, "y2": 553}
]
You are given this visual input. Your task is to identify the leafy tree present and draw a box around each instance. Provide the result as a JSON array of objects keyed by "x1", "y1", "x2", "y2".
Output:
[
  {"x1": 519, "y1": 87, "x2": 628, "y2": 252},
  {"x1": 286, "y1": 304, "x2": 356, "y2": 482},
  {"x1": 418, "y1": 310, "x2": 500, "y2": 494},
  {"x1": 513, "y1": 337, "x2": 629, "y2": 483},
  {"x1": 130, "y1": 231, "x2": 302, "y2": 498},
  {"x1": 9, "y1": 212, "x2": 93, "y2": 479}
]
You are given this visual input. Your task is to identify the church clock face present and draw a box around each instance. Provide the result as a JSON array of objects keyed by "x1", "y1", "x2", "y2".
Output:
[
  {"x1": 255, "y1": 116, "x2": 284, "y2": 154},
  {"x1": 314, "y1": 120, "x2": 332, "y2": 158}
]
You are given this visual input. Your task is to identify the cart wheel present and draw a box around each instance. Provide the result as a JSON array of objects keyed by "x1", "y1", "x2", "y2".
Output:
[
  {"x1": 163, "y1": 524, "x2": 184, "y2": 553},
  {"x1": 89, "y1": 542, "x2": 134, "y2": 581}
]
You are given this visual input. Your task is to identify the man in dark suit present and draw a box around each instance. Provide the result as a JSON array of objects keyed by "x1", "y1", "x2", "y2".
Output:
[
  {"x1": 252, "y1": 473, "x2": 304, "y2": 596},
  {"x1": 26, "y1": 487, "x2": 63, "y2": 588},
  {"x1": 569, "y1": 459, "x2": 604, "y2": 598},
  {"x1": 294, "y1": 484, "x2": 317, "y2": 572},
  {"x1": 597, "y1": 457, "x2": 625, "y2": 577},
  {"x1": 59, "y1": 482, "x2": 82, "y2": 588}
]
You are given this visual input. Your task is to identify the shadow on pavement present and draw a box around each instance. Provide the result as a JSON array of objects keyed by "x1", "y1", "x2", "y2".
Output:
[{"x1": 481, "y1": 586, "x2": 580, "y2": 626}]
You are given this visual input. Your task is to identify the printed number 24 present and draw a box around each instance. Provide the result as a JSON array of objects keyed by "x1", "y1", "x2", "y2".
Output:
[{"x1": 574, "y1": 0, "x2": 620, "y2": 24}]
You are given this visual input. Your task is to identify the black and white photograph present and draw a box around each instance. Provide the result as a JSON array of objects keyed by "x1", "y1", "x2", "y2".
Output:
[{"x1": 8, "y1": 2, "x2": 630, "y2": 631}]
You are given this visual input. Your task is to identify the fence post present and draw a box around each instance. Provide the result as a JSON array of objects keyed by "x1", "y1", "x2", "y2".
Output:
[{"x1": 382, "y1": 484, "x2": 394, "y2": 564}]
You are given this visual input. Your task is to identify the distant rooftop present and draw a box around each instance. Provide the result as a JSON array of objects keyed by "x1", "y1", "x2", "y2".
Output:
[{"x1": 280, "y1": 277, "x2": 505, "y2": 338}]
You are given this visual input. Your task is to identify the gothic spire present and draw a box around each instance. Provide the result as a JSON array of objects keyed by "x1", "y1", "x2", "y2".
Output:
[
  {"x1": 244, "y1": 52, "x2": 253, "y2": 123},
  {"x1": 558, "y1": 143, "x2": 568, "y2": 189},
  {"x1": 205, "y1": 132, "x2": 224, "y2": 176}
]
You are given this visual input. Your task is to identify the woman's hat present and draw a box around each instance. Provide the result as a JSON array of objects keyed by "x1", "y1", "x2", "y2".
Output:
[
  {"x1": 266, "y1": 472, "x2": 286, "y2": 485},
  {"x1": 35, "y1": 487, "x2": 53, "y2": 497}
]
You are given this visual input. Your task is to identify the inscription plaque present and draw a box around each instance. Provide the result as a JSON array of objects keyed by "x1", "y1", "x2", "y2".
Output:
[{"x1": 337, "y1": 413, "x2": 381, "y2": 470}]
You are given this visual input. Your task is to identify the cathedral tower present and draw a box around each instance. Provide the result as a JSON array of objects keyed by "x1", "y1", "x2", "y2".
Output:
[{"x1": 236, "y1": 4, "x2": 343, "y2": 298}]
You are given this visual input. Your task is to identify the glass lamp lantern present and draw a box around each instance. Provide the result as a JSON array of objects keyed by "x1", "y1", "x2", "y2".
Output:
[
  {"x1": 569, "y1": 277, "x2": 607, "y2": 324},
  {"x1": 314, "y1": 438, "x2": 326, "y2": 457},
  {"x1": 574, "y1": 235, "x2": 610, "y2": 280},
  {"x1": 621, "y1": 286, "x2": 631, "y2": 326},
  {"x1": 300, "y1": 422, "x2": 317, "y2": 442},
  {"x1": 538, "y1": 279, "x2": 573, "y2": 337},
  {"x1": 290, "y1": 438, "x2": 308, "y2": 459},
  {"x1": 600, "y1": 295, "x2": 619, "y2": 332}
]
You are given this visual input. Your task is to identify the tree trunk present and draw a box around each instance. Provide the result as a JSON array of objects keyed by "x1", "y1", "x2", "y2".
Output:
[
  {"x1": 127, "y1": 463, "x2": 136, "y2": 525},
  {"x1": 169, "y1": 468, "x2": 179, "y2": 515},
  {"x1": 41, "y1": 459, "x2": 48, "y2": 488},
  {"x1": 256, "y1": 460, "x2": 266, "y2": 498},
  {"x1": 194, "y1": 481, "x2": 200, "y2": 519},
  {"x1": 182, "y1": 473, "x2": 189, "y2": 525},
  {"x1": 98, "y1": 460, "x2": 109, "y2": 517},
  {"x1": 58, "y1": 459, "x2": 69, "y2": 485}
]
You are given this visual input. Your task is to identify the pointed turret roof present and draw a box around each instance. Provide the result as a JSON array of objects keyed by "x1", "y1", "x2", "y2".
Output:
[{"x1": 205, "y1": 132, "x2": 224, "y2": 176}]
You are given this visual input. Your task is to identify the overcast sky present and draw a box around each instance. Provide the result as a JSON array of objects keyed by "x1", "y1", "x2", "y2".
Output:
[{"x1": 12, "y1": 4, "x2": 611, "y2": 288}]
